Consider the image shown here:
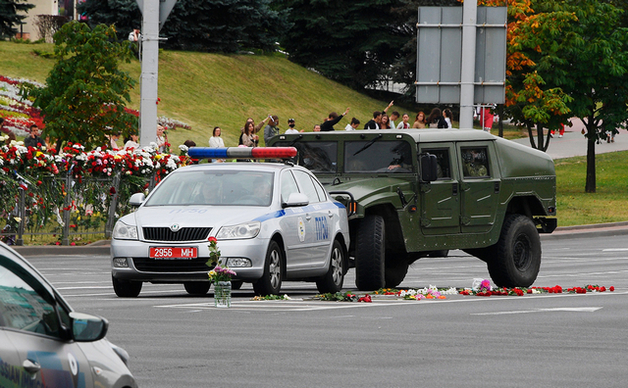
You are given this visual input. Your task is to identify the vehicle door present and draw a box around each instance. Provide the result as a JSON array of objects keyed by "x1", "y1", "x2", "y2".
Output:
[
  {"x1": 279, "y1": 170, "x2": 314, "y2": 270},
  {"x1": 292, "y1": 170, "x2": 330, "y2": 270},
  {"x1": 418, "y1": 144, "x2": 461, "y2": 235},
  {"x1": 0, "y1": 253, "x2": 93, "y2": 388},
  {"x1": 457, "y1": 142, "x2": 500, "y2": 233}
]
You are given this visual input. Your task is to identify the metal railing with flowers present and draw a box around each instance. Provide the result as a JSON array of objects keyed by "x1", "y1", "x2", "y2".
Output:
[{"x1": 0, "y1": 139, "x2": 191, "y2": 245}]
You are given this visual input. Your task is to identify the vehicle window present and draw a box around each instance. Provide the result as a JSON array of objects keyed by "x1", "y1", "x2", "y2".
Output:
[
  {"x1": 145, "y1": 170, "x2": 274, "y2": 206},
  {"x1": 293, "y1": 170, "x2": 321, "y2": 203},
  {"x1": 344, "y1": 140, "x2": 414, "y2": 173},
  {"x1": 423, "y1": 148, "x2": 451, "y2": 179},
  {"x1": 276, "y1": 141, "x2": 337, "y2": 173},
  {"x1": 461, "y1": 147, "x2": 490, "y2": 178},
  {"x1": 0, "y1": 255, "x2": 61, "y2": 337},
  {"x1": 312, "y1": 176, "x2": 328, "y2": 201},
  {"x1": 281, "y1": 171, "x2": 300, "y2": 203}
]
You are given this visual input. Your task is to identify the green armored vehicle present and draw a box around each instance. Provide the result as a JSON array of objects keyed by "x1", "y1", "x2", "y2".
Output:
[{"x1": 269, "y1": 129, "x2": 557, "y2": 290}]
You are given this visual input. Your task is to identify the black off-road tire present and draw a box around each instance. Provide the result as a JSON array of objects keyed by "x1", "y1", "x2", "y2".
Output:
[
  {"x1": 316, "y1": 239, "x2": 346, "y2": 293},
  {"x1": 385, "y1": 260, "x2": 409, "y2": 288},
  {"x1": 488, "y1": 214, "x2": 541, "y2": 287},
  {"x1": 184, "y1": 282, "x2": 211, "y2": 295},
  {"x1": 253, "y1": 240, "x2": 283, "y2": 296},
  {"x1": 112, "y1": 276, "x2": 142, "y2": 298},
  {"x1": 355, "y1": 215, "x2": 386, "y2": 291}
]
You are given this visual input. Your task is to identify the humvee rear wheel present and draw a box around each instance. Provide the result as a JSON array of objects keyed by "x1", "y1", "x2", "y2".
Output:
[
  {"x1": 488, "y1": 214, "x2": 541, "y2": 287},
  {"x1": 355, "y1": 215, "x2": 385, "y2": 291}
]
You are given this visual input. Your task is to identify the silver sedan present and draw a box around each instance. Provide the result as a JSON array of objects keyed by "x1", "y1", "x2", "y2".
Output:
[{"x1": 111, "y1": 162, "x2": 350, "y2": 297}]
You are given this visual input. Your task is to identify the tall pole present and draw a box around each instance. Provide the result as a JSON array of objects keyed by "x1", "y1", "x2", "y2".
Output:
[
  {"x1": 139, "y1": 0, "x2": 160, "y2": 147},
  {"x1": 459, "y1": 0, "x2": 477, "y2": 130}
]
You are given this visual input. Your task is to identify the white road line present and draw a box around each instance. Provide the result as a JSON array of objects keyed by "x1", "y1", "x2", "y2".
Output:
[{"x1": 472, "y1": 307, "x2": 602, "y2": 316}]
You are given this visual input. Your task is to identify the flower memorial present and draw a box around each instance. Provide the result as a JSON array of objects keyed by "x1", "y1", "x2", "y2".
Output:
[{"x1": 310, "y1": 282, "x2": 616, "y2": 303}]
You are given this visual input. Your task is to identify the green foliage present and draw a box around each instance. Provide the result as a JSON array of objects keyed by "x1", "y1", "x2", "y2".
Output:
[
  {"x1": 0, "y1": 0, "x2": 34, "y2": 38},
  {"x1": 25, "y1": 22, "x2": 136, "y2": 151},
  {"x1": 78, "y1": 0, "x2": 290, "y2": 53},
  {"x1": 276, "y1": 0, "x2": 409, "y2": 91}
]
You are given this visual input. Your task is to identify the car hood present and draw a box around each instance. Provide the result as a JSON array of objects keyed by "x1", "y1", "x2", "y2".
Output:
[{"x1": 128, "y1": 205, "x2": 275, "y2": 229}]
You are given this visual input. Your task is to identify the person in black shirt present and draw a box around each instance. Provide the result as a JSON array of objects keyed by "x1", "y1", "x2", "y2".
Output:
[
  {"x1": 24, "y1": 125, "x2": 45, "y2": 149},
  {"x1": 364, "y1": 111, "x2": 382, "y2": 129},
  {"x1": 320, "y1": 107, "x2": 350, "y2": 131}
]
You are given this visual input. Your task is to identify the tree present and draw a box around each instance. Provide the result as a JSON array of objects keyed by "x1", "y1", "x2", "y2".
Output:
[
  {"x1": 276, "y1": 0, "x2": 408, "y2": 91},
  {"x1": 491, "y1": 0, "x2": 573, "y2": 151},
  {"x1": 78, "y1": 0, "x2": 289, "y2": 53},
  {"x1": 518, "y1": 0, "x2": 628, "y2": 192},
  {"x1": 26, "y1": 21, "x2": 137, "y2": 152},
  {"x1": 0, "y1": 0, "x2": 34, "y2": 38}
]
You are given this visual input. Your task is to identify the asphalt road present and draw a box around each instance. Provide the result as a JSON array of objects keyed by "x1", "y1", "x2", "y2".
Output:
[{"x1": 23, "y1": 232, "x2": 628, "y2": 388}]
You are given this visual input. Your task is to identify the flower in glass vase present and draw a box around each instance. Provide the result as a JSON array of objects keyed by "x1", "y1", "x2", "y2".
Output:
[{"x1": 206, "y1": 237, "x2": 237, "y2": 282}]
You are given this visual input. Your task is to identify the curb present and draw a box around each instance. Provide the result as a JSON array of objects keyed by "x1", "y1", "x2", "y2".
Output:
[
  {"x1": 13, "y1": 241, "x2": 111, "y2": 257},
  {"x1": 541, "y1": 221, "x2": 628, "y2": 241}
]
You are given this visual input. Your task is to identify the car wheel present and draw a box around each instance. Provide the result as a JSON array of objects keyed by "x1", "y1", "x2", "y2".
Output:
[
  {"x1": 488, "y1": 214, "x2": 541, "y2": 287},
  {"x1": 355, "y1": 215, "x2": 385, "y2": 291},
  {"x1": 184, "y1": 282, "x2": 211, "y2": 295},
  {"x1": 231, "y1": 280, "x2": 243, "y2": 290},
  {"x1": 112, "y1": 276, "x2": 142, "y2": 297},
  {"x1": 253, "y1": 240, "x2": 283, "y2": 296},
  {"x1": 316, "y1": 240, "x2": 346, "y2": 293}
]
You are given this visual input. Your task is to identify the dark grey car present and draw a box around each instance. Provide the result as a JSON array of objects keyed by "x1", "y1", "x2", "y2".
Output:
[{"x1": 0, "y1": 241, "x2": 137, "y2": 388}]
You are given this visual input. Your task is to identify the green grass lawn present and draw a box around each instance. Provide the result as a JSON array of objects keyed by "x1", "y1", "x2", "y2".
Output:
[
  {"x1": 1, "y1": 40, "x2": 625, "y2": 227},
  {"x1": 555, "y1": 151, "x2": 628, "y2": 226}
]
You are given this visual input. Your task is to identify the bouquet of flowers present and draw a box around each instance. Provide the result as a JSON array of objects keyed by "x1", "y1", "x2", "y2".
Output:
[{"x1": 206, "y1": 237, "x2": 236, "y2": 282}]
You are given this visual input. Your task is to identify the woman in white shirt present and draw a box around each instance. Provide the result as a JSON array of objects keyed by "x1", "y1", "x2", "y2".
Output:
[
  {"x1": 209, "y1": 126, "x2": 226, "y2": 162},
  {"x1": 209, "y1": 127, "x2": 225, "y2": 148}
]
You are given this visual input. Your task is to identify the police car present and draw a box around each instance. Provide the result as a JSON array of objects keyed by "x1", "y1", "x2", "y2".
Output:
[
  {"x1": 0, "y1": 241, "x2": 137, "y2": 388},
  {"x1": 111, "y1": 147, "x2": 350, "y2": 297}
]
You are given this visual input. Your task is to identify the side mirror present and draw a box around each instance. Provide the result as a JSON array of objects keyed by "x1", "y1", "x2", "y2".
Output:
[
  {"x1": 70, "y1": 312, "x2": 108, "y2": 342},
  {"x1": 420, "y1": 154, "x2": 438, "y2": 182},
  {"x1": 129, "y1": 192, "x2": 146, "y2": 207},
  {"x1": 282, "y1": 192, "x2": 309, "y2": 208}
]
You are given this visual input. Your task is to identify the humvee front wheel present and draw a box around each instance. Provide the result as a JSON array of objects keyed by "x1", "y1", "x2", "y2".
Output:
[
  {"x1": 355, "y1": 215, "x2": 386, "y2": 291},
  {"x1": 385, "y1": 261, "x2": 408, "y2": 288},
  {"x1": 488, "y1": 214, "x2": 541, "y2": 287}
]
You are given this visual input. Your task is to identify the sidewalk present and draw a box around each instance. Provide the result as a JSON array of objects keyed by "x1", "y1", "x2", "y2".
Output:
[{"x1": 511, "y1": 118, "x2": 628, "y2": 160}]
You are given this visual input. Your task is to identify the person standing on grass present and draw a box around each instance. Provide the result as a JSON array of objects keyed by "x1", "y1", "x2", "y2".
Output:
[{"x1": 320, "y1": 107, "x2": 350, "y2": 131}]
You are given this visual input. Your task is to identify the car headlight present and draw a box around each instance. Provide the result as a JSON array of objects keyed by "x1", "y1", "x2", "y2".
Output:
[
  {"x1": 216, "y1": 221, "x2": 261, "y2": 240},
  {"x1": 112, "y1": 221, "x2": 138, "y2": 240}
]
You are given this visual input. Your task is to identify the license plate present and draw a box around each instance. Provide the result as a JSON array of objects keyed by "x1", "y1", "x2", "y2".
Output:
[{"x1": 149, "y1": 247, "x2": 198, "y2": 259}]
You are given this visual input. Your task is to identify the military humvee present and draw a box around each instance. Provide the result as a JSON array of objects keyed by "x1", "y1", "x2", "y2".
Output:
[{"x1": 269, "y1": 129, "x2": 557, "y2": 290}]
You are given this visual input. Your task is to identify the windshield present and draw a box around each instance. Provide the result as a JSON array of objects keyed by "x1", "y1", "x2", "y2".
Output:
[
  {"x1": 344, "y1": 140, "x2": 414, "y2": 173},
  {"x1": 145, "y1": 170, "x2": 274, "y2": 206},
  {"x1": 276, "y1": 141, "x2": 337, "y2": 173}
]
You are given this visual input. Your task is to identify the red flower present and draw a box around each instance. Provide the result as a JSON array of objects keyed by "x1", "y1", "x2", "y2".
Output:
[
  {"x1": 610, "y1": 286, "x2": 615, "y2": 292},
  {"x1": 358, "y1": 295, "x2": 372, "y2": 303},
  {"x1": 208, "y1": 236, "x2": 218, "y2": 243},
  {"x1": 36, "y1": 180, "x2": 43, "y2": 186},
  {"x1": 109, "y1": 186, "x2": 116, "y2": 195}
]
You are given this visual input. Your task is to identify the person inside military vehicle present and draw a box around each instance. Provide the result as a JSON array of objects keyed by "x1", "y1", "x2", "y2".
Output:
[
  {"x1": 462, "y1": 147, "x2": 489, "y2": 177},
  {"x1": 387, "y1": 142, "x2": 413, "y2": 172}
]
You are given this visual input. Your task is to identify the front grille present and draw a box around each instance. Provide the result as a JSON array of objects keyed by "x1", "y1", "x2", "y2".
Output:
[
  {"x1": 133, "y1": 258, "x2": 212, "y2": 272},
  {"x1": 143, "y1": 227, "x2": 211, "y2": 242}
]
